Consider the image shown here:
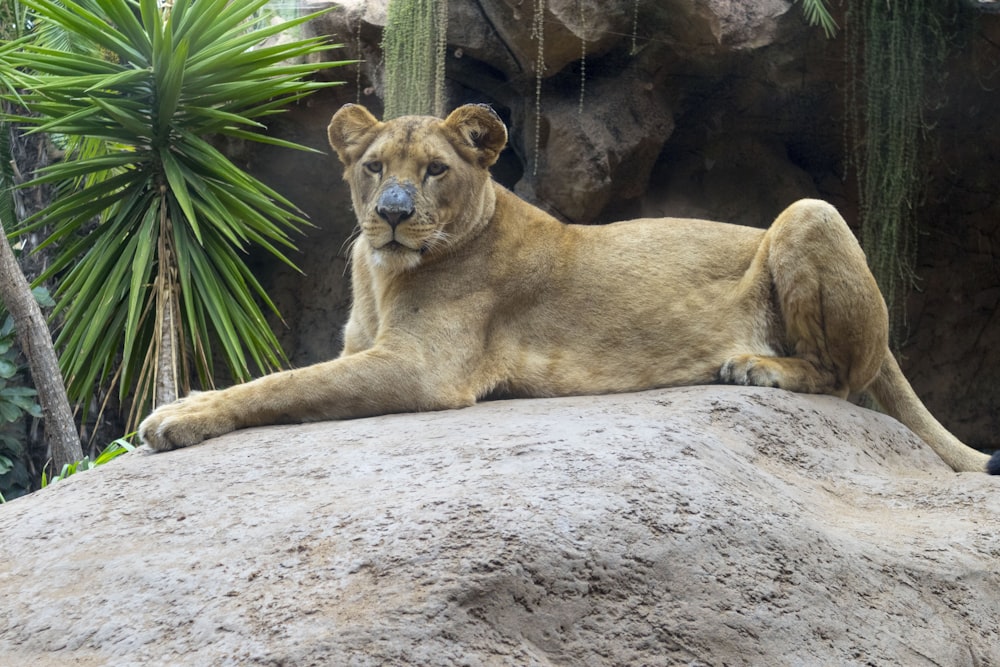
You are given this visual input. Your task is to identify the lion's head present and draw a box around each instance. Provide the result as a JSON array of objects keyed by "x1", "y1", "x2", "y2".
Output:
[{"x1": 327, "y1": 104, "x2": 508, "y2": 273}]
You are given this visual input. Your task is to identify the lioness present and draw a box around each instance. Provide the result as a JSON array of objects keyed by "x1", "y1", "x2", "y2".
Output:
[{"x1": 140, "y1": 103, "x2": 998, "y2": 475}]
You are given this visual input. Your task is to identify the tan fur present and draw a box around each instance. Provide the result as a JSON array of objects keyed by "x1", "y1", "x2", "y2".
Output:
[{"x1": 139, "y1": 104, "x2": 992, "y2": 474}]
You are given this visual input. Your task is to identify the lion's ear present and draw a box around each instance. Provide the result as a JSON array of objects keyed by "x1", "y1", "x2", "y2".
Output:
[
  {"x1": 328, "y1": 104, "x2": 381, "y2": 165},
  {"x1": 443, "y1": 104, "x2": 507, "y2": 168}
]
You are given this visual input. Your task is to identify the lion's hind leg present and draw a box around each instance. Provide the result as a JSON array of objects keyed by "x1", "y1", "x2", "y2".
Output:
[
  {"x1": 720, "y1": 199, "x2": 997, "y2": 474},
  {"x1": 719, "y1": 354, "x2": 845, "y2": 397},
  {"x1": 720, "y1": 199, "x2": 888, "y2": 399}
]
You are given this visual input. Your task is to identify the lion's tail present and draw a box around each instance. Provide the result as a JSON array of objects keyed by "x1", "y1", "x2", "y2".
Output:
[{"x1": 866, "y1": 350, "x2": 997, "y2": 474}]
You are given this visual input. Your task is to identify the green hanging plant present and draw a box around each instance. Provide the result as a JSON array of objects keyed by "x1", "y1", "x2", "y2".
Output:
[
  {"x1": 846, "y1": 0, "x2": 951, "y2": 346},
  {"x1": 0, "y1": 0, "x2": 350, "y2": 427},
  {"x1": 381, "y1": 0, "x2": 448, "y2": 118}
]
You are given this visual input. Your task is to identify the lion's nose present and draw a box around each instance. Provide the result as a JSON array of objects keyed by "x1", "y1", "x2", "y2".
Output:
[{"x1": 376, "y1": 182, "x2": 416, "y2": 229}]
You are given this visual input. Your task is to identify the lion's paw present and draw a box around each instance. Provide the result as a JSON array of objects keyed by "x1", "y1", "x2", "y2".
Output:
[
  {"x1": 139, "y1": 391, "x2": 236, "y2": 452},
  {"x1": 719, "y1": 355, "x2": 782, "y2": 388}
]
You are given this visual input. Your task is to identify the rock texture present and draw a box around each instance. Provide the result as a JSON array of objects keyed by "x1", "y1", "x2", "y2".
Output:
[{"x1": 1, "y1": 386, "x2": 997, "y2": 666}]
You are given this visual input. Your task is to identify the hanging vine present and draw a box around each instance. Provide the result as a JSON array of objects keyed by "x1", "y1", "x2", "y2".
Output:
[
  {"x1": 577, "y1": 0, "x2": 586, "y2": 116},
  {"x1": 382, "y1": 0, "x2": 449, "y2": 118},
  {"x1": 434, "y1": 0, "x2": 449, "y2": 116},
  {"x1": 846, "y1": 0, "x2": 951, "y2": 348},
  {"x1": 630, "y1": 0, "x2": 640, "y2": 54},
  {"x1": 531, "y1": 0, "x2": 545, "y2": 175},
  {"x1": 355, "y1": 13, "x2": 363, "y2": 103}
]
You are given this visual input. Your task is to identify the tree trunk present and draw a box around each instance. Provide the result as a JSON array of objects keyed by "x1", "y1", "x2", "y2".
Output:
[
  {"x1": 154, "y1": 209, "x2": 179, "y2": 407},
  {"x1": 154, "y1": 280, "x2": 178, "y2": 406},
  {"x1": 0, "y1": 215, "x2": 82, "y2": 469}
]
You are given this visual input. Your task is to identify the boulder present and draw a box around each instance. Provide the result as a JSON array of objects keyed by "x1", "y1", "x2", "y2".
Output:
[
  {"x1": 1, "y1": 386, "x2": 997, "y2": 665},
  {"x1": 652, "y1": 0, "x2": 795, "y2": 54},
  {"x1": 474, "y1": 0, "x2": 633, "y2": 79},
  {"x1": 515, "y1": 73, "x2": 674, "y2": 223}
]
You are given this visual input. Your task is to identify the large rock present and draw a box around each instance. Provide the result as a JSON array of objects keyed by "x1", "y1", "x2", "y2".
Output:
[
  {"x1": 515, "y1": 73, "x2": 674, "y2": 222},
  {"x1": 654, "y1": 0, "x2": 795, "y2": 54},
  {"x1": 474, "y1": 0, "x2": 633, "y2": 79},
  {"x1": 1, "y1": 386, "x2": 997, "y2": 665}
]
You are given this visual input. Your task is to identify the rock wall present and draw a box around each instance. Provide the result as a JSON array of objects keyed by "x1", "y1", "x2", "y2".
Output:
[
  {"x1": 1, "y1": 387, "x2": 997, "y2": 665},
  {"x1": 241, "y1": 0, "x2": 1000, "y2": 450}
]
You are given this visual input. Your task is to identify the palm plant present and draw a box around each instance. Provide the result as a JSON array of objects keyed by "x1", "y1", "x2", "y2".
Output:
[
  {"x1": 0, "y1": 0, "x2": 348, "y2": 428},
  {"x1": 799, "y1": 0, "x2": 838, "y2": 37}
]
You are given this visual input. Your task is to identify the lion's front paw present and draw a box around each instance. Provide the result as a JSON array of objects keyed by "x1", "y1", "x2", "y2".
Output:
[{"x1": 139, "y1": 391, "x2": 236, "y2": 452}]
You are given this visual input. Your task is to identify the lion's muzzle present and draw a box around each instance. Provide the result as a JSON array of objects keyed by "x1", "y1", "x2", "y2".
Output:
[{"x1": 376, "y1": 179, "x2": 417, "y2": 229}]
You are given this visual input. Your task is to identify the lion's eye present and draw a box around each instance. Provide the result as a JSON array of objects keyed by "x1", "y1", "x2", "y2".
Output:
[
  {"x1": 364, "y1": 161, "x2": 383, "y2": 175},
  {"x1": 426, "y1": 161, "x2": 448, "y2": 177}
]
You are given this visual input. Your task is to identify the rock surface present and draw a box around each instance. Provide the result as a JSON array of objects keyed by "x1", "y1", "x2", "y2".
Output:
[{"x1": 1, "y1": 386, "x2": 997, "y2": 666}]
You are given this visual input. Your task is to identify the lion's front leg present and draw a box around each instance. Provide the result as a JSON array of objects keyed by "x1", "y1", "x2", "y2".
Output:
[
  {"x1": 139, "y1": 389, "x2": 240, "y2": 451},
  {"x1": 139, "y1": 349, "x2": 477, "y2": 451}
]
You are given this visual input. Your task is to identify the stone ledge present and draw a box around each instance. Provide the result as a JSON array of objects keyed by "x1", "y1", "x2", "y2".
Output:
[{"x1": 1, "y1": 386, "x2": 997, "y2": 665}]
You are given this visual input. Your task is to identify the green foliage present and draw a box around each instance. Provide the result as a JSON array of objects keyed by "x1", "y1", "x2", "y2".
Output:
[
  {"x1": 0, "y1": 287, "x2": 52, "y2": 501},
  {"x1": 0, "y1": 1, "x2": 28, "y2": 41},
  {"x1": 846, "y1": 0, "x2": 951, "y2": 346},
  {"x1": 382, "y1": 0, "x2": 448, "y2": 118},
  {"x1": 0, "y1": 0, "x2": 19, "y2": 233},
  {"x1": 40, "y1": 436, "x2": 134, "y2": 488},
  {"x1": 0, "y1": 0, "x2": 350, "y2": 426},
  {"x1": 798, "y1": 0, "x2": 838, "y2": 38},
  {"x1": 1, "y1": 3, "x2": 36, "y2": 502},
  {"x1": 0, "y1": 121, "x2": 15, "y2": 242}
]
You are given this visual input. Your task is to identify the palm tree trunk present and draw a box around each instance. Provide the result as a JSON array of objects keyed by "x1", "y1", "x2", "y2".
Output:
[
  {"x1": 154, "y1": 209, "x2": 179, "y2": 406},
  {"x1": 0, "y1": 215, "x2": 82, "y2": 468},
  {"x1": 155, "y1": 284, "x2": 177, "y2": 406}
]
